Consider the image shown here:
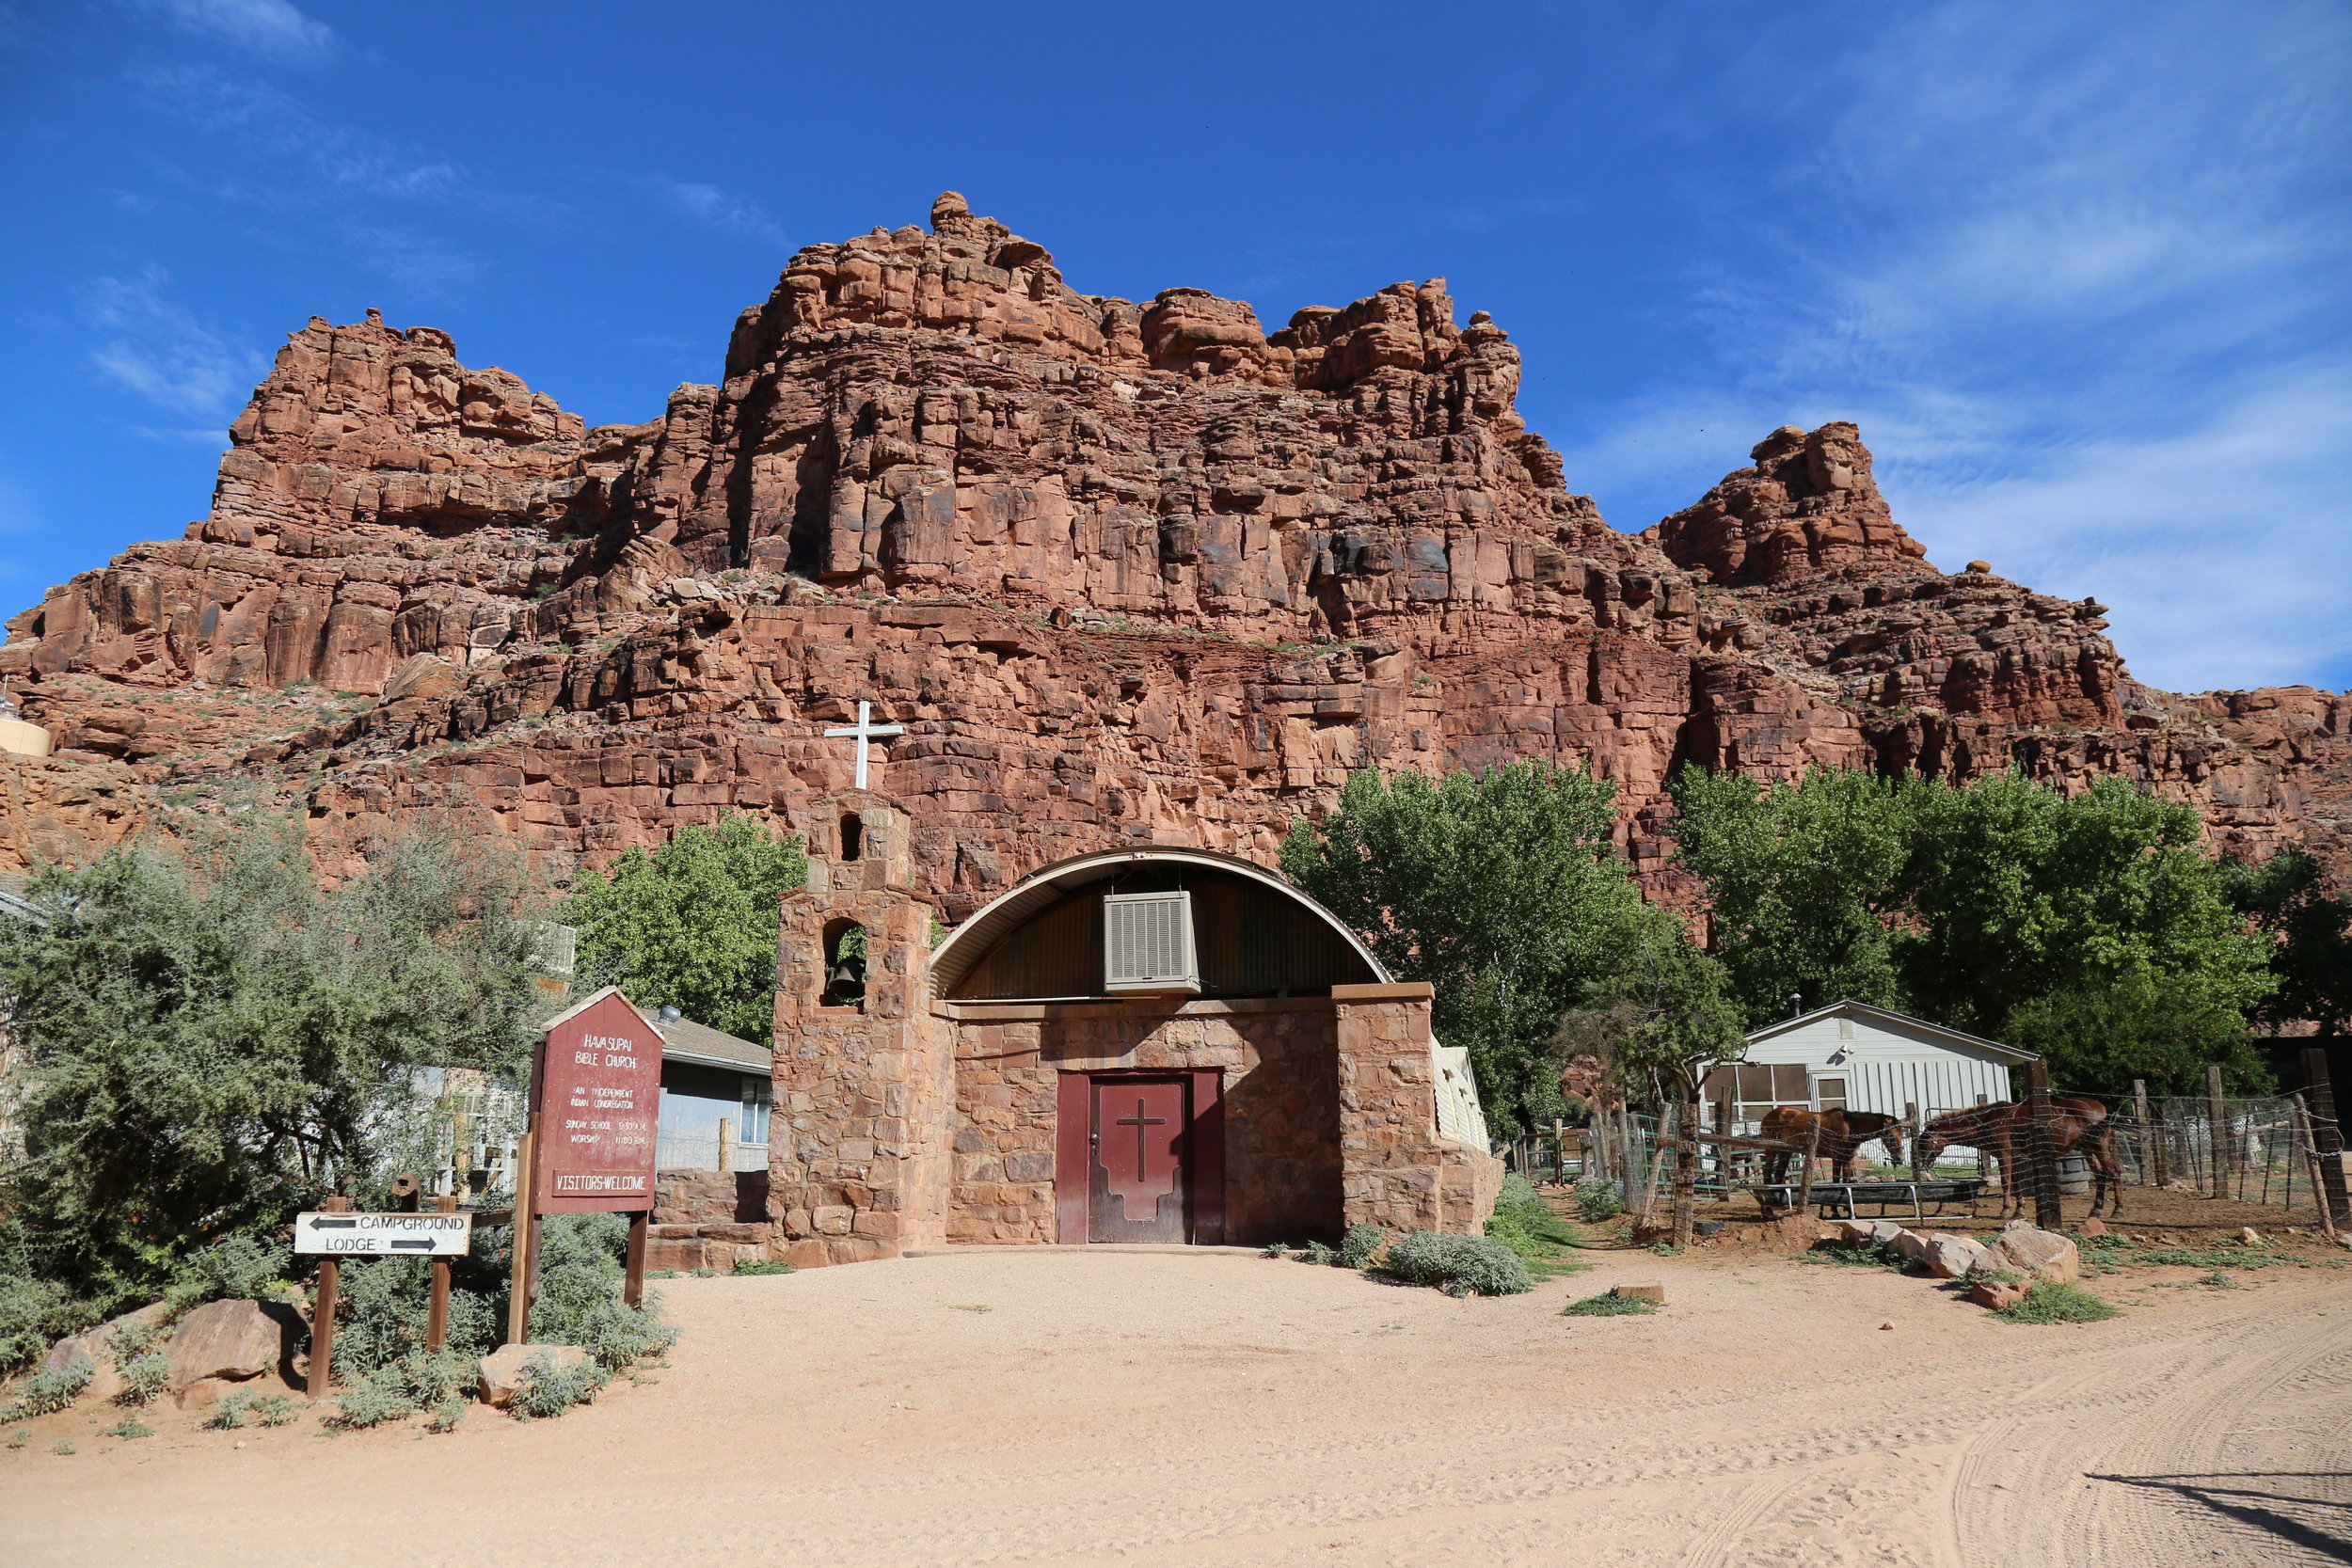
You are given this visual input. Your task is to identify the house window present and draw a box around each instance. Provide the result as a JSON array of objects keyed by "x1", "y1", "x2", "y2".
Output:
[
  {"x1": 1704, "y1": 1063, "x2": 1811, "y2": 1124},
  {"x1": 1813, "y1": 1076, "x2": 1848, "y2": 1111},
  {"x1": 739, "y1": 1078, "x2": 771, "y2": 1146}
]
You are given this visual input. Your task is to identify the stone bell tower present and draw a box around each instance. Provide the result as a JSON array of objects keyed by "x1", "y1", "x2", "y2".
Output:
[{"x1": 769, "y1": 789, "x2": 952, "y2": 1266}]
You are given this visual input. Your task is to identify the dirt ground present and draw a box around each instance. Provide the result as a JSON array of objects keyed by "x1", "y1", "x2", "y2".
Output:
[{"x1": 2, "y1": 1238, "x2": 2346, "y2": 1568}]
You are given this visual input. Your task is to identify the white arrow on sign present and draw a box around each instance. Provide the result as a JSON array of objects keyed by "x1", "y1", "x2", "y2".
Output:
[{"x1": 294, "y1": 1212, "x2": 474, "y2": 1258}]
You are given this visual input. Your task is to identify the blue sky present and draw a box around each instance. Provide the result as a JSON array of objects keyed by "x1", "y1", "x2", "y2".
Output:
[{"x1": 3, "y1": 0, "x2": 2345, "y2": 692}]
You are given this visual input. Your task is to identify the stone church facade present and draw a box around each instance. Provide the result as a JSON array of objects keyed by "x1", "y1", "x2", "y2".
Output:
[{"x1": 767, "y1": 790, "x2": 1500, "y2": 1265}]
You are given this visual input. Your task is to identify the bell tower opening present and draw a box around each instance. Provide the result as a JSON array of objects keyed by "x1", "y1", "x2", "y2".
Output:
[
  {"x1": 820, "y1": 920, "x2": 868, "y2": 1010},
  {"x1": 840, "y1": 814, "x2": 864, "y2": 863}
]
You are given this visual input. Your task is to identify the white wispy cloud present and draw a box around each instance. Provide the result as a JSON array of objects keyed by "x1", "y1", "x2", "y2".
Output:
[
  {"x1": 1573, "y1": 2, "x2": 2352, "y2": 693},
  {"x1": 140, "y1": 66, "x2": 467, "y2": 204},
  {"x1": 87, "y1": 269, "x2": 263, "y2": 427},
  {"x1": 146, "y1": 0, "x2": 336, "y2": 66},
  {"x1": 644, "y1": 178, "x2": 789, "y2": 247}
]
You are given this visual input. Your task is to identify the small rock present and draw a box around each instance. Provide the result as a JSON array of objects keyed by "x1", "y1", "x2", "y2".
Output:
[
  {"x1": 1887, "y1": 1230, "x2": 1930, "y2": 1261},
  {"x1": 1966, "y1": 560, "x2": 1993, "y2": 574},
  {"x1": 1879, "y1": 1322, "x2": 1895, "y2": 1331},
  {"x1": 477, "y1": 1344, "x2": 592, "y2": 1409},
  {"x1": 1922, "y1": 1232, "x2": 1993, "y2": 1280},
  {"x1": 1980, "y1": 1226, "x2": 2080, "y2": 1283},
  {"x1": 2078, "y1": 1216, "x2": 2107, "y2": 1237},
  {"x1": 1970, "y1": 1278, "x2": 2027, "y2": 1310},
  {"x1": 1827, "y1": 1219, "x2": 1875, "y2": 1243},
  {"x1": 2239, "y1": 1227, "x2": 2263, "y2": 1246},
  {"x1": 1611, "y1": 1283, "x2": 1666, "y2": 1305}
]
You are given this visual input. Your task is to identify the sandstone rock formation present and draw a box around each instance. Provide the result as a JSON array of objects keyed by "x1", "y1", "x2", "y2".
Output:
[{"x1": 0, "y1": 195, "x2": 2343, "y2": 909}]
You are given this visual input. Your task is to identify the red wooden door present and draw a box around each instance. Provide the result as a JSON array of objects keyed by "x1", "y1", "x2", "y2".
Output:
[{"x1": 1089, "y1": 1078, "x2": 1188, "y2": 1243}]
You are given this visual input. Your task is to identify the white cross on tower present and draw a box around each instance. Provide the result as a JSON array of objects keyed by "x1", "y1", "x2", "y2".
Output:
[{"x1": 822, "y1": 700, "x2": 904, "y2": 791}]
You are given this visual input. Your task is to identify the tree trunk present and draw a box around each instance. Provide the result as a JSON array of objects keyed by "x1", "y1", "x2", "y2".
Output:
[{"x1": 1671, "y1": 1097, "x2": 1700, "y2": 1248}]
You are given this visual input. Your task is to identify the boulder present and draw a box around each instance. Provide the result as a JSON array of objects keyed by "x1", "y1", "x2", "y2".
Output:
[
  {"x1": 1826, "y1": 1219, "x2": 1877, "y2": 1243},
  {"x1": 1979, "y1": 1226, "x2": 2080, "y2": 1283},
  {"x1": 1865, "y1": 1220, "x2": 1908, "y2": 1245},
  {"x1": 1922, "y1": 1233, "x2": 1993, "y2": 1280},
  {"x1": 1970, "y1": 1278, "x2": 2027, "y2": 1310},
  {"x1": 1611, "y1": 1283, "x2": 1666, "y2": 1304},
  {"x1": 478, "y1": 1344, "x2": 592, "y2": 1409},
  {"x1": 39, "y1": 1302, "x2": 173, "y2": 1403},
  {"x1": 2078, "y1": 1215, "x2": 2107, "y2": 1237},
  {"x1": 1886, "y1": 1229, "x2": 1930, "y2": 1262},
  {"x1": 166, "y1": 1298, "x2": 301, "y2": 1407}
]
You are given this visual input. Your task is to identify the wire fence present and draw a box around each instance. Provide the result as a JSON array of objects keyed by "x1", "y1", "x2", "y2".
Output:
[
  {"x1": 1502, "y1": 1088, "x2": 2348, "y2": 1227},
  {"x1": 654, "y1": 1132, "x2": 769, "y2": 1172}
]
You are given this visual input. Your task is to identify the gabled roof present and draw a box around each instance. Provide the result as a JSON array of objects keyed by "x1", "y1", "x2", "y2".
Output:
[
  {"x1": 1743, "y1": 999, "x2": 2040, "y2": 1065},
  {"x1": 535, "y1": 985, "x2": 771, "y2": 1074}
]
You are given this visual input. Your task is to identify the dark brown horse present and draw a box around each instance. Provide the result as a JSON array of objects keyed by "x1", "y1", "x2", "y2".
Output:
[
  {"x1": 1759, "y1": 1108, "x2": 1908, "y2": 1190},
  {"x1": 1915, "y1": 1099, "x2": 2124, "y2": 1218}
]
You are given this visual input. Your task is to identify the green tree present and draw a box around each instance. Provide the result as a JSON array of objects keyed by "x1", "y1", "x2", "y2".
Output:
[
  {"x1": 1898, "y1": 773, "x2": 2273, "y2": 1087},
  {"x1": 0, "y1": 819, "x2": 548, "y2": 1297},
  {"x1": 1279, "y1": 762, "x2": 1646, "y2": 1136},
  {"x1": 565, "y1": 812, "x2": 807, "y2": 1044},
  {"x1": 2227, "y1": 847, "x2": 2352, "y2": 1038},
  {"x1": 1555, "y1": 908, "x2": 1746, "y2": 1244},
  {"x1": 1665, "y1": 766, "x2": 1914, "y2": 1024}
]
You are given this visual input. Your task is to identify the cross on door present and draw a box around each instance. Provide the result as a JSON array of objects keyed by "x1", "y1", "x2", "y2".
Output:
[
  {"x1": 1116, "y1": 1095, "x2": 1168, "y2": 1174},
  {"x1": 821, "y1": 700, "x2": 905, "y2": 790}
]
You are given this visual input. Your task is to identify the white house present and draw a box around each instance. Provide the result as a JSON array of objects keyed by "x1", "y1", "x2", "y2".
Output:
[{"x1": 1706, "y1": 1000, "x2": 2036, "y2": 1133}]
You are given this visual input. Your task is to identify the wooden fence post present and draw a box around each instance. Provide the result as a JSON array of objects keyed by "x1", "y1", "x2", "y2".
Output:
[
  {"x1": 1671, "y1": 1098, "x2": 1701, "y2": 1248},
  {"x1": 1974, "y1": 1094, "x2": 1990, "y2": 1185},
  {"x1": 2206, "y1": 1065, "x2": 2231, "y2": 1201},
  {"x1": 1796, "y1": 1125, "x2": 1820, "y2": 1219},
  {"x1": 2131, "y1": 1080, "x2": 2151, "y2": 1187},
  {"x1": 506, "y1": 1111, "x2": 539, "y2": 1347},
  {"x1": 2304, "y1": 1047, "x2": 2351, "y2": 1226},
  {"x1": 427, "y1": 1193, "x2": 457, "y2": 1351},
  {"x1": 2025, "y1": 1062, "x2": 2062, "y2": 1229},
  {"x1": 1904, "y1": 1101, "x2": 1921, "y2": 1179},
  {"x1": 308, "y1": 1194, "x2": 350, "y2": 1400},
  {"x1": 718, "y1": 1116, "x2": 733, "y2": 1176}
]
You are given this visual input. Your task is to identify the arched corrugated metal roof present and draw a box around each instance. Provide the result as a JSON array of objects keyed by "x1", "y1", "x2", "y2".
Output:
[{"x1": 930, "y1": 847, "x2": 1392, "y2": 999}]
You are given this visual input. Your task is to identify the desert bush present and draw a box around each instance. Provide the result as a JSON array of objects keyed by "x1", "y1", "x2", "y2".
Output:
[
  {"x1": 1562, "y1": 1291, "x2": 1658, "y2": 1317},
  {"x1": 1302, "y1": 1241, "x2": 1336, "y2": 1265},
  {"x1": 731, "y1": 1259, "x2": 794, "y2": 1276},
  {"x1": 399, "y1": 1348, "x2": 474, "y2": 1408},
  {"x1": 529, "y1": 1215, "x2": 677, "y2": 1371},
  {"x1": 1570, "y1": 1177, "x2": 1623, "y2": 1222},
  {"x1": 246, "y1": 1393, "x2": 303, "y2": 1427},
  {"x1": 512, "y1": 1352, "x2": 610, "y2": 1419},
  {"x1": 1486, "y1": 1177, "x2": 1587, "y2": 1280},
  {"x1": 1340, "y1": 1225, "x2": 1386, "y2": 1269},
  {"x1": 98, "y1": 1417, "x2": 152, "y2": 1438},
  {"x1": 426, "y1": 1395, "x2": 467, "y2": 1433},
  {"x1": 1262, "y1": 1243, "x2": 1291, "y2": 1259},
  {"x1": 1996, "y1": 1281, "x2": 2122, "y2": 1324},
  {"x1": 1381, "y1": 1231, "x2": 1533, "y2": 1297},
  {"x1": 0, "y1": 1356, "x2": 94, "y2": 1419},
  {"x1": 166, "y1": 1235, "x2": 293, "y2": 1312},
  {"x1": 330, "y1": 1365, "x2": 417, "y2": 1429},
  {"x1": 1798, "y1": 1239, "x2": 1913, "y2": 1272},
  {"x1": 114, "y1": 1352, "x2": 170, "y2": 1407},
  {"x1": 0, "y1": 1275, "x2": 92, "y2": 1377},
  {"x1": 205, "y1": 1390, "x2": 254, "y2": 1430}
]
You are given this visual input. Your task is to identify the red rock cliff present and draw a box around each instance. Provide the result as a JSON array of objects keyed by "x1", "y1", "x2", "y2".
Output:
[{"x1": 1, "y1": 195, "x2": 2342, "y2": 904}]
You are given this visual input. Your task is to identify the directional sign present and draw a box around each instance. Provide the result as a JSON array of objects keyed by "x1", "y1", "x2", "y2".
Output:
[{"x1": 294, "y1": 1211, "x2": 474, "y2": 1257}]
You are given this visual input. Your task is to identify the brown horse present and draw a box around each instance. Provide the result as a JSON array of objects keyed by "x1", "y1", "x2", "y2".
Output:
[
  {"x1": 1915, "y1": 1099, "x2": 2124, "y2": 1218},
  {"x1": 1759, "y1": 1108, "x2": 1908, "y2": 1191}
]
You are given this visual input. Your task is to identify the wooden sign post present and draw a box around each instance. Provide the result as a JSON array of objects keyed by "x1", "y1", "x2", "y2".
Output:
[
  {"x1": 306, "y1": 1196, "x2": 350, "y2": 1399},
  {"x1": 512, "y1": 988, "x2": 664, "y2": 1342}
]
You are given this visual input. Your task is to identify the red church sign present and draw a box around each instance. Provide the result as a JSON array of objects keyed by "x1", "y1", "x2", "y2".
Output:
[{"x1": 532, "y1": 988, "x2": 663, "y2": 1213}]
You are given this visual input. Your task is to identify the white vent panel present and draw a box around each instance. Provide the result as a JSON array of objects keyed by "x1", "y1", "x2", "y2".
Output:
[{"x1": 1103, "y1": 891, "x2": 1200, "y2": 994}]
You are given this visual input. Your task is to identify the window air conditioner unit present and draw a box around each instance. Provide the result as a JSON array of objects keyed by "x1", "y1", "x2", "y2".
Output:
[{"x1": 1102, "y1": 890, "x2": 1200, "y2": 996}]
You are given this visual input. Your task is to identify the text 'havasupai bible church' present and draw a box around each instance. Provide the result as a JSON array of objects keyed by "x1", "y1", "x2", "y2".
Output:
[{"x1": 766, "y1": 786, "x2": 1501, "y2": 1263}]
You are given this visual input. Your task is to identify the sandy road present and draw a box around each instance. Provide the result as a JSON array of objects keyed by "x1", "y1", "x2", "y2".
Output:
[{"x1": 2, "y1": 1250, "x2": 2344, "y2": 1567}]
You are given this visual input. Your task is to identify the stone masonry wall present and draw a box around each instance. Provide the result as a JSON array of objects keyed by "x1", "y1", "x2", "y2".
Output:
[
  {"x1": 646, "y1": 1167, "x2": 776, "y2": 1273},
  {"x1": 948, "y1": 1000, "x2": 1344, "y2": 1247},
  {"x1": 1334, "y1": 985, "x2": 1502, "y2": 1235}
]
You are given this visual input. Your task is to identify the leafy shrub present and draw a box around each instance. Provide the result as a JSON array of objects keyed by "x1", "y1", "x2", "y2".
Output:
[
  {"x1": 512, "y1": 1352, "x2": 610, "y2": 1419},
  {"x1": 1381, "y1": 1231, "x2": 1534, "y2": 1297},
  {"x1": 114, "y1": 1352, "x2": 171, "y2": 1407},
  {"x1": 330, "y1": 1225, "x2": 505, "y2": 1381},
  {"x1": 99, "y1": 1417, "x2": 152, "y2": 1438},
  {"x1": 206, "y1": 1390, "x2": 255, "y2": 1430},
  {"x1": 1799, "y1": 1240, "x2": 1913, "y2": 1272},
  {"x1": 51, "y1": 1440, "x2": 74, "y2": 1454},
  {"x1": 246, "y1": 1394, "x2": 303, "y2": 1427},
  {"x1": 0, "y1": 1356, "x2": 94, "y2": 1419},
  {"x1": 1562, "y1": 1291, "x2": 1659, "y2": 1317},
  {"x1": 1646, "y1": 1242, "x2": 1685, "y2": 1258},
  {"x1": 1995, "y1": 1281, "x2": 2122, "y2": 1324},
  {"x1": 166, "y1": 1235, "x2": 294, "y2": 1311},
  {"x1": 330, "y1": 1365, "x2": 417, "y2": 1429},
  {"x1": 1486, "y1": 1179, "x2": 1588, "y2": 1280},
  {"x1": 0, "y1": 1275, "x2": 92, "y2": 1377},
  {"x1": 7, "y1": 1426, "x2": 26, "y2": 1449},
  {"x1": 426, "y1": 1395, "x2": 467, "y2": 1433},
  {"x1": 1262, "y1": 1243, "x2": 1291, "y2": 1259},
  {"x1": 1571, "y1": 1176, "x2": 1624, "y2": 1222},
  {"x1": 732, "y1": 1259, "x2": 794, "y2": 1276},
  {"x1": 1302, "y1": 1241, "x2": 1337, "y2": 1265},
  {"x1": 400, "y1": 1349, "x2": 474, "y2": 1408},
  {"x1": 1340, "y1": 1225, "x2": 1386, "y2": 1270},
  {"x1": 529, "y1": 1215, "x2": 678, "y2": 1371}
]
